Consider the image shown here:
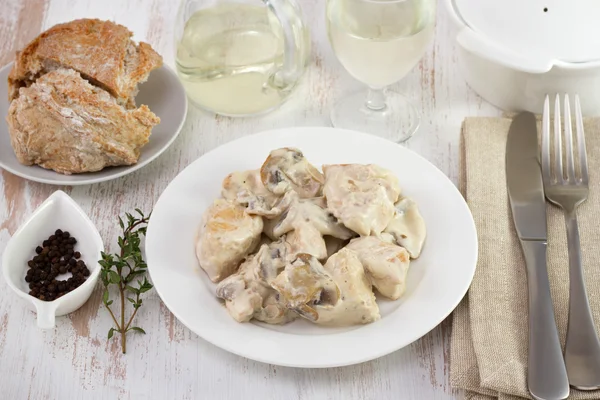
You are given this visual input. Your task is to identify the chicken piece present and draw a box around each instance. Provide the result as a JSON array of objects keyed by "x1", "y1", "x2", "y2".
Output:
[
  {"x1": 8, "y1": 18, "x2": 162, "y2": 106},
  {"x1": 195, "y1": 199, "x2": 263, "y2": 283},
  {"x1": 215, "y1": 244, "x2": 296, "y2": 324},
  {"x1": 263, "y1": 194, "x2": 354, "y2": 259},
  {"x1": 311, "y1": 248, "x2": 380, "y2": 326},
  {"x1": 384, "y1": 197, "x2": 427, "y2": 258},
  {"x1": 270, "y1": 254, "x2": 340, "y2": 322},
  {"x1": 6, "y1": 69, "x2": 160, "y2": 174},
  {"x1": 222, "y1": 169, "x2": 285, "y2": 217},
  {"x1": 346, "y1": 236, "x2": 410, "y2": 300},
  {"x1": 284, "y1": 228, "x2": 327, "y2": 261},
  {"x1": 323, "y1": 164, "x2": 401, "y2": 236},
  {"x1": 260, "y1": 148, "x2": 324, "y2": 198}
]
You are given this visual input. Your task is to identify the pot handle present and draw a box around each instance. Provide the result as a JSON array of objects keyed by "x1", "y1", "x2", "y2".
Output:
[{"x1": 457, "y1": 28, "x2": 553, "y2": 74}]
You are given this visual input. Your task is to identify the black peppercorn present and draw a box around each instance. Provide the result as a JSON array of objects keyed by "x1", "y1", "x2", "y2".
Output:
[{"x1": 25, "y1": 230, "x2": 88, "y2": 301}]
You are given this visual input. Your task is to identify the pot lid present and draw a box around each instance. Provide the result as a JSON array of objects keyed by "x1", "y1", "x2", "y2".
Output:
[{"x1": 453, "y1": 0, "x2": 600, "y2": 72}]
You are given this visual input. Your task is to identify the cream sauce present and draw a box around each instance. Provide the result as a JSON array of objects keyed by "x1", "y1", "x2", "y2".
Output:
[
  {"x1": 263, "y1": 194, "x2": 354, "y2": 260},
  {"x1": 384, "y1": 197, "x2": 427, "y2": 258},
  {"x1": 312, "y1": 248, "x2": 380, "y2": 326},
  {"x1": 221, "y1": 169, "x2": 283, "y2": 217},
  {"x1": 325, "y1": 236, "x2": 348, "y2": 258},
  {"x1": 270, "y1": 254, "x2": 340, "y2": 322},
  {"x1": 215, "y1": 242, "x2": 297, "y2": 324}
]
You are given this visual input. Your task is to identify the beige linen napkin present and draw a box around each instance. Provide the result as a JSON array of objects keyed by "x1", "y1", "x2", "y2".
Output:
[{"x1": 450, "y1": 117, "x2": 600, "y2": 399}]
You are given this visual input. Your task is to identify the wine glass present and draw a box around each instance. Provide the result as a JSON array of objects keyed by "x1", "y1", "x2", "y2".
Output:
[{"x1": 326, "y1": 0, "x2": 436, "y2": 142}]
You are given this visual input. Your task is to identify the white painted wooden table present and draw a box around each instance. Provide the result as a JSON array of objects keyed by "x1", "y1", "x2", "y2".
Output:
[{"x1": 0, "y1": 1, "x2": 500, "y2": 398}]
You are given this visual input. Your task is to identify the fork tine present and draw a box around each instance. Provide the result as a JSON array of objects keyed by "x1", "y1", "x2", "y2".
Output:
[
  {"x1": 542, "y1": 95, "x2": 551, "y2": 185},
  {"x1": 575, "y1": 95, "x2": 589, "y2": 184},
  {"x1": 554, "y1": 94, "x2": 564, "y2": 182},
  {"x1": 563, "y1": 94, "x2": 576, "y2": 182}
]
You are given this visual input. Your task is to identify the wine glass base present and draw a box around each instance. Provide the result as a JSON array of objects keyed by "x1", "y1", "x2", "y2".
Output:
[{"x1": 330, "y1": 89, "x2": 421, "y2": 143}]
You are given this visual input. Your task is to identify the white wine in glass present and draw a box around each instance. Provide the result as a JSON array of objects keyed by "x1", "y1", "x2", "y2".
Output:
[{"x1": 326, "y1": 0, "x2": 436, "y2": 142}]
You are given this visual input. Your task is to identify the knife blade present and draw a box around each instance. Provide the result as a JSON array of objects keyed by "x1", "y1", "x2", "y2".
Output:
[{"x1": 506, "y1": 112, "x2": 570, "y2": 400}]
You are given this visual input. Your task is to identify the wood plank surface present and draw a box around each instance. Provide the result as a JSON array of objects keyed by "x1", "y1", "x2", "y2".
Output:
[{"x1": 0, "y1": 0, "x2": 501, "y2": 399}]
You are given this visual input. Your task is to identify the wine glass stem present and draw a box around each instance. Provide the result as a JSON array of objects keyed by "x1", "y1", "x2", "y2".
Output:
[{"x1": 366, "y1": 87, "x2": 387, "y2": 111}]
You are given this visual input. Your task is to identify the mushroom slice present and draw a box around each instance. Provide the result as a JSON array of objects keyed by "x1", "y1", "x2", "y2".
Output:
[
  {"x1": 270, "y1": 254, "x2": 340, "y2": 322},
  {"x1": 216, "y1": 244, "x2": 297, "y2": 324},
  {"x1": 221, "y1": 169, "x2": 286, "y2": 217},
  {"x1": 195, "y1": 199, "x2": 263, "y2": 283},
  {"x1": 323, "y1": 164, "x2": 401, "y2": 236},
  {"x1": 263, "y1": 194, "x2": 354, "y2": 259},
  {"x1": 311, "y1": 248, "x2": 380, "y2": 326},
  {"x1": 346, "y1": 236, "x2": 410, "y2": 300},
  {"x1": 260, "y1": 147, "x2": 324, "y2": 198},
  {"x1": 256, "y1": 238, "x2": 291, "y2": 283},
  {"x1": 383, "y1": 197, "x2": 427, "y2": 258}
]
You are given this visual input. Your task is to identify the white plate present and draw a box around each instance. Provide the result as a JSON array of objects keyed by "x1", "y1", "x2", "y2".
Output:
[
  {"x1": 146, "y1": 127, "x2": 478, "y2": 368},
  {"x1": 0, "y1": 62, "x2": 188, "y2": 185}
]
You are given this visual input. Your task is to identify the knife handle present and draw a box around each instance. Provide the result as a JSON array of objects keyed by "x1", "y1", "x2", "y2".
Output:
[{"x1": 521, "y1": 240, "x2": 570, "y2": 400}]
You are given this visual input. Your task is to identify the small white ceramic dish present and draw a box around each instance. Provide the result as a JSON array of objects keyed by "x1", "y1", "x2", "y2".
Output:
[
  {"x1": 2, "y1": 190, "x2": 104, "y2": 329},
  {"x1": 0, "y1": 62, "x2": 188, "y2": 185},
  {"x1": 146, "y1": 127, "x2": 478, "y2": 368},
  {"x1": 444, "y1": 0, "x2": 600, "y2": 115}
]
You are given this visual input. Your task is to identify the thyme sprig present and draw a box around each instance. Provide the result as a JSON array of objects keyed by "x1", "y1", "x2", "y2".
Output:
[{"x1": 99, "y1": 209, "x2": 152, "y2": 353}]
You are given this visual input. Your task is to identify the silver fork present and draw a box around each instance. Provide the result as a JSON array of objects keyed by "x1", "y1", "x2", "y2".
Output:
[{"x1": 542, "y1": 94, "x2": 600, "y2": 390}]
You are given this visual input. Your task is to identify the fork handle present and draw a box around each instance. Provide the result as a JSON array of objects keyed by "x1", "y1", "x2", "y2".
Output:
[
  {"x1": 521, "y1": 240, "x2": 570, "y2": 400},
  {"x1": 564, "y1": 209, "x2": 600, "y2": 390}
]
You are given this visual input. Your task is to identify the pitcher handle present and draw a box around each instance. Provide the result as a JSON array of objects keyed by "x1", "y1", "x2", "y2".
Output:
[{"x1": 264, "y1": 0, "x2": 308, "y2": 87}]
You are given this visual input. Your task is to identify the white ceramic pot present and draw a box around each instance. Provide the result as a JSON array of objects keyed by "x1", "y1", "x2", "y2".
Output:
[{"x1": 444, "y1": 0, "x2": 600, "y2": 116}]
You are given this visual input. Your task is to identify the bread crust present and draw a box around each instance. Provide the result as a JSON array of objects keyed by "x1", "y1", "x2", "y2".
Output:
[{"x1": 8, "y1": 18, "x2": 163, "y2": 104}]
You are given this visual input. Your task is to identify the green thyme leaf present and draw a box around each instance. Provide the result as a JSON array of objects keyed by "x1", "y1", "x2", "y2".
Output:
[{"x1": 100, "y1": 209, "x2": 152, "y2": 354}]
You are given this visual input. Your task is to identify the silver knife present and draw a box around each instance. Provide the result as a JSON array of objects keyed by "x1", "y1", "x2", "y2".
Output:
[{"x1": 506, "y1": 112, "x2": 570, "y2": 400}]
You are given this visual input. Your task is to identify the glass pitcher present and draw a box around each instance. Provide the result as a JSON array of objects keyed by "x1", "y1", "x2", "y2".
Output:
[{"x1": 175, "y1": 0, "x2": 310, "y2": 117}]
